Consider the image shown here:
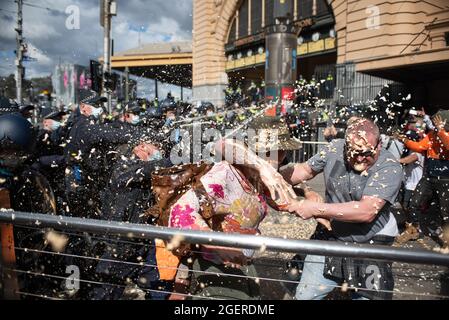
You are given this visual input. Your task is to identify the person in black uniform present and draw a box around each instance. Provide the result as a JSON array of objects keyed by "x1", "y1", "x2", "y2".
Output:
[
  {"x1": 91, "y1": 138, "x2": 173, "y2": 300},
  {"x1": 0, "y1": 113, "x2": 58, "y2": 297},
  {"x1": 33, "y1": 108, "x2": 68, "y2": 213},
  {"x1": 63, "y1": 91, "x2": 135, "y2": 218},
  {"x1": 123, "y1": 100, "x2": 144, "y2": 126}
]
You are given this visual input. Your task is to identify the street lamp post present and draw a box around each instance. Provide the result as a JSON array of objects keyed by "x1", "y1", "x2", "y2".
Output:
[
  {"x1": 101, "y1": 0, "x2": 116, "y2": 113},
  {"x1": 15, "y1": 0, "x2": 24, "y2": 104}
]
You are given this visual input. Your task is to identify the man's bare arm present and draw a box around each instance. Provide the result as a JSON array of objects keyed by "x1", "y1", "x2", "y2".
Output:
[
  {"x1": 216, "y1": 139, "x2": 297, "y2": 205},
  {"x1": 287, "y1": 196, "x2": 386, "y2": 223},
  {"x1": 280, "y1": 162, "x2": 318, "y2": 186},
  {"x1": 399, "y1": 153, "x2": 419, "y2": 165}
]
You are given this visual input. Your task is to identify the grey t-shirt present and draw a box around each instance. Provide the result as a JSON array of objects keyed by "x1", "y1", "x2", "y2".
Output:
[{"x1": 307, "y1": 139, "x2": 402, "y2": 243}]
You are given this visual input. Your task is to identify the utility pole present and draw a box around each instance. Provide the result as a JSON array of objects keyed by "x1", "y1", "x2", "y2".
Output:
[
  {"x1": 15, "y1": 0, "x2": 24, "y2": 104},
  {"x1": 101, "y1": 0, "x2": 116, "y2": 113},
  {"x1": 124, "y1": 66, "x2": 129, "y2": 103}
]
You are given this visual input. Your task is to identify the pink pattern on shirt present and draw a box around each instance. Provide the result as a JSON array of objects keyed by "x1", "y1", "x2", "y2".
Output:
[
  {"x1": 170, "y1": 204, "x2": 196, "y2": 228},
  {"x1": 208, "y1": 184, "x2": 225, "y2": 199}
]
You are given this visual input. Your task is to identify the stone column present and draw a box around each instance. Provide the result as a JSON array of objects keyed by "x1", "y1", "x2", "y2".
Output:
[{"x1": 192, "y1": 0, "x2": 235, "y2": 107}]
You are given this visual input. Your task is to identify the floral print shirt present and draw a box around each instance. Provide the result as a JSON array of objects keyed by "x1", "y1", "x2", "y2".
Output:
[{"x1": 168, "y1": 161, "x2": 268, "y2": 262}]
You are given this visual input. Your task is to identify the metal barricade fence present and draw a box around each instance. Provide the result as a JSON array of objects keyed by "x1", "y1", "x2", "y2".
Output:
[
  {"x1": 292, "y1": 141, "x2": 329, "y2": 163},
  {"x1": 1, "y1": 211, "x2": 449, "y2": 300}
]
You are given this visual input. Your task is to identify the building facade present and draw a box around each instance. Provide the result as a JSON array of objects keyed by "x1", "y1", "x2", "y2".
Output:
[{"x1": 192, "y1": 0, "x2": 449, "y2": 111}]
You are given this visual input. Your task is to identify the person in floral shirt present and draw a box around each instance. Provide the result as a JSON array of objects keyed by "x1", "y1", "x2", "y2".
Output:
[{"x1": 166, "y1": 116, "x2": 322, "y2": 300}]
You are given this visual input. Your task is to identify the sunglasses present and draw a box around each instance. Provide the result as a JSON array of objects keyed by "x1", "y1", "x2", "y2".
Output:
[{"x1": 346, "y1": 139, "x2": 380, "y2": 158}]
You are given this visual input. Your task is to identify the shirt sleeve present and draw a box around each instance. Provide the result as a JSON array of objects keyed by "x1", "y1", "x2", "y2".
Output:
[
  {"x1": 363, "y1": 161, "x2": 403, "y2": 204},
  {"x1": 405, "y1": 135, "x2": 430, "y2": 153},
  {"x1": 437, "y1": 130, "x2": 449, "y2": 150},
  {"x1": 306, "y1": 140, "x2": 339, "y2": 173}
]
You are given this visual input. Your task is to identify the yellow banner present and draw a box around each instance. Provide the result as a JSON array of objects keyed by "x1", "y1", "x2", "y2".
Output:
[
  {"x1": 255, "y1": 53, "x2": 265, "y2": 64},
  {"x1": 226, "y1": 60, "x2": 235, "y2": 70},
  {"x1": 308, "y1": 40, "x2": 325, "y2": 53},
  {"x1": 234, "y1": 58, "x2": 245, "y2": 68},
  {"x1": 244, "y1": 56, "x2": 256, "y2": 66},
  {"x1": 298, "y1": 43, "x2": 308, "y2": 55},
  {"x1": 325, "y1": 38, "x2": 336, "y2": 50}
]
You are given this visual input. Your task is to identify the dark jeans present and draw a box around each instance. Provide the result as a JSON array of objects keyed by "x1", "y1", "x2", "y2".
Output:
[
  {"x1": 403, "y1": 189, "x2": 414, "y2": 211},
  {"x1": 409, "y1": 177, "x2": 449, "y2": 227}
]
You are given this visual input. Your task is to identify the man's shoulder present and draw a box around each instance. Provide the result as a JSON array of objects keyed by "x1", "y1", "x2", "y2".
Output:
[
  {"x1": 371, "y1": 149, "x2": 402, "y2": 174},
  {"x1": 329, "y1": 138, "x2": 345, "y2": 149},
  {"x1": 320, "y1": 139, "x2": 345, "y2": 159}
]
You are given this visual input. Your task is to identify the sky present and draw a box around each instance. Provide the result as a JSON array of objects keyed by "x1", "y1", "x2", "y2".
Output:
[{"x1": 0, "y1": 0, "x2": 193, "y2": 81}]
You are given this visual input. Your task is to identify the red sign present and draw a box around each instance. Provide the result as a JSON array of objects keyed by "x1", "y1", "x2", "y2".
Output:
[{"x1": 281, "y1": 87, "x2": 295, "y2": 115}]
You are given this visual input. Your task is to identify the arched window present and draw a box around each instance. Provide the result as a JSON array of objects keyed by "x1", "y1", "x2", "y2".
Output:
[
  {"x1": 297, "y1": 0, "x2": 313, "y2": 19},
  {"x1": 252, "y1": 0, "x2": 263, "y2": 34},
  {"x1": 239, "y1": 0, "x2": 249, "y2": 38},
  {"x1": 265, "y1": 0, "x2": 275, "y2": 27},
  {"x1": 316, "y1": 0, "x2": 331, "y2": 16},
  {"x1": 226, "y1": 0, "x2": 333, "y2": 45},
  {"x1": 228, "y1": 17, "x2": 237, "y2": 43}
]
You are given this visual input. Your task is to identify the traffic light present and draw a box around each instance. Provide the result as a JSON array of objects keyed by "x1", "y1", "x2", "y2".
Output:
[
  {"x1": 90, "y1": 60, "x2": 102, "y2": 94},
  {"x1": 103, "y1": 71, "x2": 116, "y2": 91}
]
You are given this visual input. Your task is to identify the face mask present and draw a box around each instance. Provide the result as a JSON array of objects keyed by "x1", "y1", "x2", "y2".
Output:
[
  {"x1": 49, "y1": 120, "x2": 62, "y2": 131},
  {"x1": 91, "y1": 106, "x2": 104, "y2": 118},
  {"x1": 130, "y1": 115, "x2": 141, "y2": 125},
  {"x1": 148, "y1": 151, "x2": 163, "y2": 162},
  {"x1": 206, "y1": 111, "x2": 214, "y2": 117}
]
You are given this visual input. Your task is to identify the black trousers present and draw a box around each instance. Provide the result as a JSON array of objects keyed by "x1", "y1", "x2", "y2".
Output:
[{"x1": 409, "y1": 176, "x2": 449, "y2": 226}]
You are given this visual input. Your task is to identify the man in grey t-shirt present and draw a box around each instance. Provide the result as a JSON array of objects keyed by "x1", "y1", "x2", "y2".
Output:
[{"x1": 280, "y1": 118, "x2": 402, "y2": 300}]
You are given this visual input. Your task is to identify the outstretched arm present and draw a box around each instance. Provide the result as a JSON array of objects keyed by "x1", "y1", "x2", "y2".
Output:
[
  {"x1": 280, "y1": 162, "x2": 318, "y2": 186},
  {"x1": 286, "y1": 196, "x2": 386, "y2": 223},
  {"x1": 215, "y1": 139, "x2": 297, "y2": 206}
]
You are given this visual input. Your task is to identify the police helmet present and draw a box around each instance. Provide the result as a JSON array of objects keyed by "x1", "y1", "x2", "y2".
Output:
[
  {"x1": 160, "y1": 98, "x2": 177, "y2": 113},
  {"x1": 146, "y1": 107, "x2": 163, "y2": 119},
  {"x1": 0, "y1": 113, "x2": 36, "y2": 153},
  {"x1": 124, "y1": 100, "x2": 142, "y2": 115},
  {"x1": 198, "y1": 101, "x2": 214, "y2": 114}
]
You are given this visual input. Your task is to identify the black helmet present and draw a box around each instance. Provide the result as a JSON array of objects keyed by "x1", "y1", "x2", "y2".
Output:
[
  {"x1": 0, "y1": 113, "x2": 36, "y2": 153},
  {"x1": 124, "y1": 100, "x2": 142, "y2": 115},
  {"x1": 146, "y1": 107, "x2": 162, "y2": 119},
  {"x1": 160, "y1": 98, "x2": 177, "y2": 113},
  {"x1": 198, "y1": 101, "x2": 214, "y2": 114}
]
